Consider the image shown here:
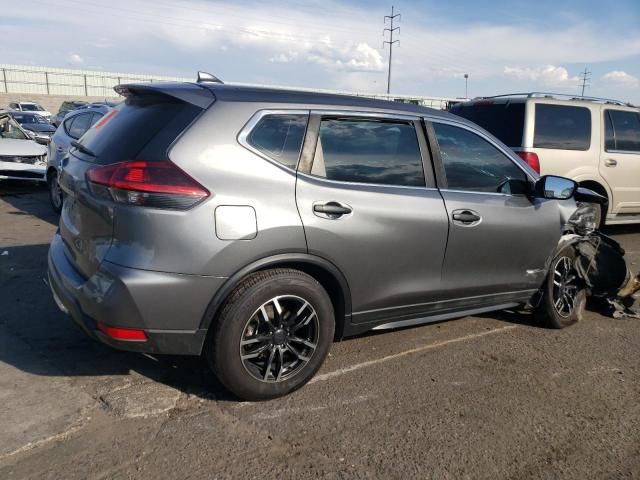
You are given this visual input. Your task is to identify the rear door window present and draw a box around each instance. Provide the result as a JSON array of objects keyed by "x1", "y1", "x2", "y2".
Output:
[
  {"x1": 247, "y1": 114, "x2": 307, "y2": 169},
  {"x1": 533, "y1": 104, "x2": 591, "y2": 150},
  {"x1": 310, "y1": 117, "x2": 425, "y2": 187},
  {"x1": 605, "y1": 110, "x2": 640, "y2": 152},
  {"x1": 449, "y1": 102, "x2": 525, "y2": 148}
]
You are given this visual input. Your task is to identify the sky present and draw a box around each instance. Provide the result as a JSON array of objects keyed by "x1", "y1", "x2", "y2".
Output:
[{"x1": 2, "y1": 0, "x2": 639, "y2": 102}]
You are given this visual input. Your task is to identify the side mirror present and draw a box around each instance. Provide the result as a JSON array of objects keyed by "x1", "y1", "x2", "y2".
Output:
[{"x1": 534, "y1": 175, "x2": 577, "y2": 200}]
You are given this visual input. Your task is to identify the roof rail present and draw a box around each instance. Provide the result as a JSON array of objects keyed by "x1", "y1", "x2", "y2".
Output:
[
  {"x1": 474, "y1": 92, "x2": 636, "y2": 107},
  {"x1": 196, "y1": 71, "x2": 223, "y2": 84}
]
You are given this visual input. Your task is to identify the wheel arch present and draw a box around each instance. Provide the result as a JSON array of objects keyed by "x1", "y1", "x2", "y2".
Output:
[
  {"x1": 200, "y1": 254, "x2": 352, "y2": 340},
  {"x1": 46, "y1": 165, "x2": 57, "y2": 182}
]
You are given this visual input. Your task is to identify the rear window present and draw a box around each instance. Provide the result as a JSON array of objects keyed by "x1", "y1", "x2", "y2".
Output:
[
  {"x1": 67, "y1": 112, "x2": 93, "y2": 139},
  {"x1": 605, "y1": 109, "x2": 640, "y2": 152},
  {"x1": 76, "y1": 95, "x2": 202, "y2": 164},
  {"x1": 449, "y1": 102, "x2": 524, "y2": 147},
  {"x1": 533, "y1": 104, "x2": 591, "y2": 151}
]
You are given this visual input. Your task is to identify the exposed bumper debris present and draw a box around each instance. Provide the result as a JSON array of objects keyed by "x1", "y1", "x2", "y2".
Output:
[{"x1": 574, "y1": 232, "x2": 640, "y2": 319}]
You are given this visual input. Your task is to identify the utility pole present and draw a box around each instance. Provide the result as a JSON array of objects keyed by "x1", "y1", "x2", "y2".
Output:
[
  {"x1": 383, "y1": 6, "x2": 400, "y2": 94},
  {"x1": 579, "y1": 66, "x2": 591, "y2": 96},
  {"x1": 464, "y1": 73, "x2": 469, "y2": 98}
]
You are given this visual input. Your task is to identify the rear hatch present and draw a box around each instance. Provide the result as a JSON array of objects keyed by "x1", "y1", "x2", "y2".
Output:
[{"x1": 57, "y1": 83, "x2": 214, "y2": 278}]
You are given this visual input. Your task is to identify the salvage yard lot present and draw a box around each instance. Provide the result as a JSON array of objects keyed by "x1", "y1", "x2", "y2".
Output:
[{"x1": 1, "y1": 182, "x2": 639, "y2": 479}]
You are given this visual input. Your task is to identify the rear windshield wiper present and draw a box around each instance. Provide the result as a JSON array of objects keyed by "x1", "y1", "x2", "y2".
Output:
[{"x1": 70, "y1": 140, "x2": 96, "y2": 157}]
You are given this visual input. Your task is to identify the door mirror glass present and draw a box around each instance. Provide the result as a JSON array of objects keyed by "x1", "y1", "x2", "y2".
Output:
[{"x1": 535, "y1": 175, "x2": 577, "y2": 200}]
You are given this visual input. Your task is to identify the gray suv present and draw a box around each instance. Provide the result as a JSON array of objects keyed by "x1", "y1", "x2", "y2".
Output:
[{"x1": 48, "y1": 78, "x2": 588, "y2": 400}]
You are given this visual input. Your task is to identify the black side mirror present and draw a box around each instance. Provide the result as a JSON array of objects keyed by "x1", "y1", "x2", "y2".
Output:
[{"x1": 534, "y1": 175, "x2": 577, "y2": 200}]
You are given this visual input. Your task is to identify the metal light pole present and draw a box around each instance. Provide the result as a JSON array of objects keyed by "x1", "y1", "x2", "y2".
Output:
[{"x1": 464, "y1": 73, "x2": 469, "y2": 99}]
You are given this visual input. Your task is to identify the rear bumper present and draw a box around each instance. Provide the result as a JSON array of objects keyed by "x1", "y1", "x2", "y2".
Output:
[{"x1": 47, "y1": 232, "x2": 226, "y2": 355}]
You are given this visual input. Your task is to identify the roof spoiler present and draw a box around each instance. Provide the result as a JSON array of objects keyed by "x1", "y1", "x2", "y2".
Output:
[{"x1": 114, "y1": 82, "x2": 215, "y2": 109}]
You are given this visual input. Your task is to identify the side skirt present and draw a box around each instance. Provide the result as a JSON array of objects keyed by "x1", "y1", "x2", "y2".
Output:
[{"x1": 371, "y1": 302, "x2": 519, "y2": 330}]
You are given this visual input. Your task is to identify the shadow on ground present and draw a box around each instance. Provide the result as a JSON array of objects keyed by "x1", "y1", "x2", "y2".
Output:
[
  {"x1": 0, "y1": 181, "x2": 55, "y2": 226},
  {"x1": 0, "y1": 241, "x2": 237, "y2": 401}
]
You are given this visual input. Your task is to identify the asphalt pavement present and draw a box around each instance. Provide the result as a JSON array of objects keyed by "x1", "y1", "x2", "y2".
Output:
[{"x1": 1, "y1": 181, "x2": 639, "y2": 479}]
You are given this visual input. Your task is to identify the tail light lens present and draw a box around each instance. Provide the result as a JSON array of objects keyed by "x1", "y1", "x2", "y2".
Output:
[
  {"x1": 97, "y1": 321, "x2": 147, "y2": 341},
  {"x1": 516, "y1": 151, "x2": 540, "y2": 173},
  {"x1": 86, "y1": 160, "x2": 209, "y2": 209}
]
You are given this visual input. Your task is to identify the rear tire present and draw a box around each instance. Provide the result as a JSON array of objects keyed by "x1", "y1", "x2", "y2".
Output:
[
  {"x1": 205, "y1": 269, "x2": 334, "y2": 401},
  {"x1": 537, "y1": 247, "x2": 586, "y2": 328},
  {"x1": 48, "y1": 170, "x2": 63, "y2": 214}
]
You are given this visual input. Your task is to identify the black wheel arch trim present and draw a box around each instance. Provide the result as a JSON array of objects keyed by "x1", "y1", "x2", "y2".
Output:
[{"x1": 199, "y1": 253, "x2": 352, "y2": 338}]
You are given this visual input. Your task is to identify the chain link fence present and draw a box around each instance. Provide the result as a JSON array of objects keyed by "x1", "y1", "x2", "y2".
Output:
[
  {"x1": 0, "y1": 64, "x2": 189, "y2": 97},
  {"x1": 0, "y1": 64, "x2": 459, "y2": 109}
]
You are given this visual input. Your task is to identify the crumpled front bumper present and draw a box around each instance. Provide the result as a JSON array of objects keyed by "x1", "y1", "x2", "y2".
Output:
[{"x1": 0, "y1": 159, "x2": 46, "y2": 180}]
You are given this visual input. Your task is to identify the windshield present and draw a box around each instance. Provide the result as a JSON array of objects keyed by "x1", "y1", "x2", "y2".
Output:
[
  {"x1": 20, "y1": 103, "x2": 44, "y2": 112},
  {"x1": 0, "y1": 116, "x2": 29, "y2": 140},
  {"x1": 13, "y1": 114, "x2": 48, "y2": 125}
]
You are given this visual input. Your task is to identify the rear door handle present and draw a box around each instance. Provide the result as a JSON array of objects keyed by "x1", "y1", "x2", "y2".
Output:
[
  {"x1": 604, "y1": 158, "x2": 618, "y2": 167},
  {"x1": 452, "y1": 209, "x2": 481, "y2": 225},
  {"x1": 313, "y1": 202, "x2": 352, "y2": 219}
]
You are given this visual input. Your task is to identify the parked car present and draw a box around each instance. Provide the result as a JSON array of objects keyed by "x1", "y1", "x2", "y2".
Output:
[
  {"x1": 8, "y1": 101, "x2": 52, "y2": 121},
  {"x1": 450, "y1": 93, "x2": 640, "y2": 225},
  {"x1": 48, "y1": 78, "x2": 594, "y2": 400},
  {"x1": 52, "y1": 100, "x2": 88, "y2": 127},
  {"x1": 8, "y1": 111, "x2": 56, "y2": 145},
  {"x1": 0, "y1": 110, "x2": 47, "y2": 182},
  {"x1": 47, "y1": 104, "x2": 110, "y2": 212}
]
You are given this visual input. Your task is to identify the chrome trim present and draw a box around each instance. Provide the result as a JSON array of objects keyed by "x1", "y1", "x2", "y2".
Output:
[
  {"x1": 237, "y1": 109, "x2": 310, "y2": 172},
  {"x1": 310, "y1": 109, "x2": 420, "y2": 122},
  {"x1": 296, "y1": 170, "x2": 439, "y2": 192},
  {"x1": 440, "y1": 188, "x2": 511, "y2": 197},
  {"x1": 605, "y1": 149, "x2": 640, "y2": 155}
]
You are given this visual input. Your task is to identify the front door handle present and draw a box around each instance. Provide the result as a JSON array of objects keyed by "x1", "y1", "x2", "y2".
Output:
[
  {"x1": 604, "y1": 158, "x2": 618, "y2": 167},
  {"x1": 452, "y1": 209, "x2": 481, "y2": 225},
  {"x1": 313, "y1": 202, "x2": 352, "y2": 219}
]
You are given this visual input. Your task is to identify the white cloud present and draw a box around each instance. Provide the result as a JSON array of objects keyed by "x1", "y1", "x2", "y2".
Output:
[
  {"x1": 603, "y1": 70, "x2": 639, "y2": 87},
  {"x1": 68, "y1": 53, "x2": 83, "y2": 64},
  {"x1": 306, "y1": 42, "x2": 384, "y2": 72},
  {"x1": 2, "y1": 0, "x2": 639, "y2": 99},
  {"x1": 503, "y1": 65, "x2": 579, "y2": 87}
]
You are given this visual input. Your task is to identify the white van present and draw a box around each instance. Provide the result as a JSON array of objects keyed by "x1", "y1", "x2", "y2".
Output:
[{"x1": 450, "y1": 93, "x2": 640, "y2": 225}]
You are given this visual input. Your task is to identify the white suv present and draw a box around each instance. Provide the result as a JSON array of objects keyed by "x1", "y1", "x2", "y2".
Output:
[{"x1": 450, "y1": 93, "x2": 640, "y2": 225}]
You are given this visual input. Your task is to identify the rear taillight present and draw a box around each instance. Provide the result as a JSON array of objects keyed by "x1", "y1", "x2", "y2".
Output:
[
  {"x1": 516, "y1": 151, "x2": 540, "y2": 173},
  {"x1": 86, "y1": 160, "x2": 209, "y2": 209}
]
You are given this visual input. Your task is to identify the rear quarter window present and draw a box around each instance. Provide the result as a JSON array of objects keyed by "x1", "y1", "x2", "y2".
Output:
[
  {"x1": 533, "y1": 104, "x2": 591, "y2": 151},
  {"x1": 247, "y1": 114, "x2": 308, "y2": 169}
]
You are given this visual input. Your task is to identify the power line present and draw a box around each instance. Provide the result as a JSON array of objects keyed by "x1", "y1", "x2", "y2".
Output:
[
  {"x1": 579, "y1": 66, "x2": 591, "y2": 96},
  {"x1": 383, "y1": 6, "x2": 400, "y2": 94}
]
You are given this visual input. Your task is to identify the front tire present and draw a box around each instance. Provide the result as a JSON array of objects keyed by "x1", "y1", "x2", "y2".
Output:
[
  {"x1": 537, "y1": 247, "x2": 586, "y2": 328},
  {"x1": 205, "y1": 269, "x2": 334, "y2": 401}
]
